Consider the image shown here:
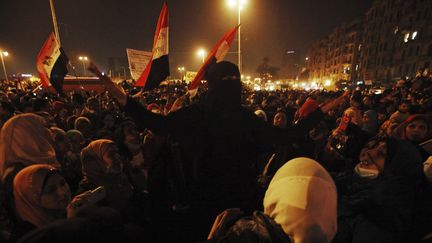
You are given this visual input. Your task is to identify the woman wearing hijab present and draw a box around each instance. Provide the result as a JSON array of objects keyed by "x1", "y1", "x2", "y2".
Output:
[
  {"x1": 333, "y1": 137, "x2": 423, "y2": 243},
  {"x1": 0, "y1": 113, "x2": 59, "y2": 237},
  {"x1": 12, "y1": 164, "x2": 71, "y2": 240},
  {"x1": 207, "y1": 157, "x2": 337, "y2": 243},
  {"x1": 0, "y1": 113, "x2": 58, "y2": 183},
  {"x1": 79, "y1": 139, "x2": 133, "y2": 211},
  {"x1": 362, "y1": 110, "x2": 379, "y2": 136},
  {"x1": 89, "y1": 61, "x2": 347, "y2": 240},
  {"x1": 392, "y1": 114, "x2": 431, "y2": 162},
  {"x1": 12, "y1": 164, "x2": 139, "y2": 243}
]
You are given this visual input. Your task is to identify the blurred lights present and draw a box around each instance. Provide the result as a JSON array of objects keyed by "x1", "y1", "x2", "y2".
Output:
[
  {"x1": 412, "y1": 31, "x2": 418, "y2": 40},
  {"x1": 228, "y1": 0, "x2": 247, "y2": 9},
  {"x1": 324, "y1": 80, "x2": 332, "y2": 86},
  {"x1": 197, "y1": 48, "x2": 206, "y2": 63}
]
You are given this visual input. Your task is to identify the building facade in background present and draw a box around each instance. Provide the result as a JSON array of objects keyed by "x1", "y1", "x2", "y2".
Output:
[
  {"x1": 307, "y1": 18, "x2": 363, "y2": 86},
  {"x1": 281, "y1": 50, "x2": 301, "y2": 79},
  {"x1": 361, "y1": 0, "x2": 432, "y2": 83},
  {"x1": 307, "y1": 0, "x2": 432, "y2": 86}
]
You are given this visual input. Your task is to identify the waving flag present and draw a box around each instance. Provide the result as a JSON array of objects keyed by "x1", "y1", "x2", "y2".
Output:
[
  {"x1": 188, "y1": 25, "x2": 239, "y2": 96},
  {"x1": 36, "y1": 32, "x2": 69, "y2": 94},
  {"x1": 135, "y1": 2, "x2": 169, "y2": 89}
]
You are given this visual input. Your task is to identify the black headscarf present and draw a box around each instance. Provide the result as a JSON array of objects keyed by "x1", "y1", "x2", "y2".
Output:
[
  {"x1": 204, "y1": 61, "x2": 242, "y2": 112},
  {"x1": 345, "y1": 138, "x2": 423, "y2": 232}
]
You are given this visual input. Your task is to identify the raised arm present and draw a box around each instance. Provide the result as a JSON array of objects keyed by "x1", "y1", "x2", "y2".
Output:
[{"x1": 87, "y1": 62, "x2": 169, "y2": 134}]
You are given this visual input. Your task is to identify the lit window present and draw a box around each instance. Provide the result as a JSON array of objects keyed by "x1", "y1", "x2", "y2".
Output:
[{"x1": 404, "y1": 33, "x2": 410, "y2": 43}]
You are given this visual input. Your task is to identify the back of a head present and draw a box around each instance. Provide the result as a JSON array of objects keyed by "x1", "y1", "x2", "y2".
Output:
[{"x1": 263, "y1": 157, "x2": 337, "y2": 243}]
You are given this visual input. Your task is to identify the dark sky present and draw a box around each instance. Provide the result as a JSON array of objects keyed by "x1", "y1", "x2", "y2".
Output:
[{"x1": 0, "y1": 0, "x2": 373, "y2": 77}]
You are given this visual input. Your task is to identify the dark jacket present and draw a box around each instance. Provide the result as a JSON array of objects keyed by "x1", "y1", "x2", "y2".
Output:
[
  {"x1": 123, "y1": 95, "x2": 324, "y2": 239},
  {"x1": 335, "y1": 139, "x2": 423, "y2": 242}
]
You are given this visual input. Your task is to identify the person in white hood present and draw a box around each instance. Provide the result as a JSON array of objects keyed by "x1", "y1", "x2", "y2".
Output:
[
  {"x1": 207, "y1": 157, "x2": 337, "y2": 243},
  {"x1": 263, "y1": 157, "x2": 337, "y2": 243}
]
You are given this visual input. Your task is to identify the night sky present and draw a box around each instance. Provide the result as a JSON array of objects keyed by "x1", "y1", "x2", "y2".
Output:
[{"x1": 0, "y1": 0, "x2": 373, "y2": 77}]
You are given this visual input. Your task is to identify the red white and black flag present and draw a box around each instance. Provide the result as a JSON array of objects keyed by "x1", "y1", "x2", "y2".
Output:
[
  {"x1": 36, "y1": 32, "x2": 69, "y2": 94},
  {"x1": 135, "y1": 1, "x2": 169, "y2": 89},
  {"x1": 188, "y1": 25, "x2": 240, "y2": 96}
]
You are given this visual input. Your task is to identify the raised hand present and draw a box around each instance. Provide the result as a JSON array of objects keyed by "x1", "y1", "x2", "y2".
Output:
[
  {"x1": 88, "y1": 62, "x2": 127, "y2": 106},
  {"x1": 207, "y1": 208, "x2": 244, "y2": 239},
  {"x1": 320, "y1": 91, "x2": 349, "y2": 114}
]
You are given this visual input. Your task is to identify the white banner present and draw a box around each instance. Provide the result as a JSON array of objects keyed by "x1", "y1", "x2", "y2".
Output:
[{"x1": 126, "y1": 48, "x2": 152, "y2": 80}]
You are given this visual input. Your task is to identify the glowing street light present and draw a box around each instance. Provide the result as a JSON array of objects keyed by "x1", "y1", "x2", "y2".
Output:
[
  {"x1": 78, "y1": 56, "x2": 88, "y2": 76},
  {"x1": 0, "y1": 50, "x2": 9, "y2": 82},
  {"x1": 177, "y1": 66, "x2": 185, "y2": 80},
  {"x1": 197, "y1": 49, "x2": 206, "y2": 64},
  {"x1": 227, "y1": 0, "x2": 247, "y2": 73}
]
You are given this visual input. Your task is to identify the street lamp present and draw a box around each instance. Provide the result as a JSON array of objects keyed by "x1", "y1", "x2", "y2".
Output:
[
  {"x1": 78, "y1": 56, "x2": 88, "y2": 76},
  {"x1": 227, "y1": 0, "x2": 247, "y2": 73},
  {"x1": 197, "y1": 49, "x2": 206, "y2": 64},
  {"x1": 177, "y1": 66, "x2": 185, "y2": 80},
  {"x1": 0, "y1": 50, "x2": 9, "y2": 82}
]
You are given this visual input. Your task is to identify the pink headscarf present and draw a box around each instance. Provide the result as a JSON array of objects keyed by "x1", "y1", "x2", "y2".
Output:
[
  {"x1": 80, "y1": 139, "x2": 133, "y2": 208},
  {"x1": 13, "y1": 164, "x2": 66, "y2": 227},
  {"x1": 0, "y1": 113, "x2": 58, "y2": 181}
]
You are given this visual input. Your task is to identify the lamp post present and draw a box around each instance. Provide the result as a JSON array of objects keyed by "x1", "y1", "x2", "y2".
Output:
[
  {"x1": 0, "y1": 50, "x2": 9, "y2": 82},
  {"x1": 197, "y1": 49, "x2": 206, "y2": 64},
  {"x1": 227, "y1": 0, "x2": 247, "y2": 73},
  {"x1": 78, "y1": 56, "x2": 88, "y2": 76},
  {"x1": 177, "y1": 66, "x2": 185, "y2": 80}
]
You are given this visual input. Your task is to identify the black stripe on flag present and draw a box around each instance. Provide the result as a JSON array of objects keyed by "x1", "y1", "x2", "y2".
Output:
[
  {"x1": 50, "y1": 48, "x2": 69, "y2": 94},
  {"x1": 144, "y1": 54, "x2": 169, "y2": 90}
]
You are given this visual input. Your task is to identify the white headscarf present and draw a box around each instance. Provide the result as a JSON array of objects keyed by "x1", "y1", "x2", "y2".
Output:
[
  {"x1": 264, "y1": 157, "x2": 337, "y2": 243},
  {"x1": 0, "y1": 113, "x2": 58, "y2": 180},
  {"x1": 254, "y1": 109, "x2": 268, "y2": 122}
]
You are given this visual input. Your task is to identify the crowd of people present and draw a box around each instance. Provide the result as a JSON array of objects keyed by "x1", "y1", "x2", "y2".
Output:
[{"x1": 0, "y1": 61, "x2": 431, "y2": 243}]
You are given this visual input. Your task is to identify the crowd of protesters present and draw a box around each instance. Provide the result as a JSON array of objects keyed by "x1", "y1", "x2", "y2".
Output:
[{"x1": 0, "y1": 61, "x2": 431, "y2": 243}]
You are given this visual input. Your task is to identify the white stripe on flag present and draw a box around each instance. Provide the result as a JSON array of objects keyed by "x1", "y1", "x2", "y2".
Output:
[{"x1": 153, "y1": 27, "x2": 169, "y2": 59}]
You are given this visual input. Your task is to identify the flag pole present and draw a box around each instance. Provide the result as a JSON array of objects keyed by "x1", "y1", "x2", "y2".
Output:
[{"x1": 49, "y1": 0, "x2": 61, "y2": 45}]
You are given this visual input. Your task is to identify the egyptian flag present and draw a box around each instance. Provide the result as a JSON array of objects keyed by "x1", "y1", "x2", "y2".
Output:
[
  {"x1": 188, "y1": 25, "x2": 239, "y2": 96},
  {"x1": 36, "y1": 32, "x2": 69, "y2": 94},
  {"x1": 135, "y1": 2, "x2": 169, "y2": 89}
]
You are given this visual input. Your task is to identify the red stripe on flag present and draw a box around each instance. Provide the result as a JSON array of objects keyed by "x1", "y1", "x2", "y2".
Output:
[
  {"x1": 188, "y1": 25, "x2": 239, "y2": 92},
  {"x1": 36, "y1": 33, "x2": 58, "y2": 88},
  {"x1": 135, "y1": 1, "x2": 169, "y2": 87}
]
